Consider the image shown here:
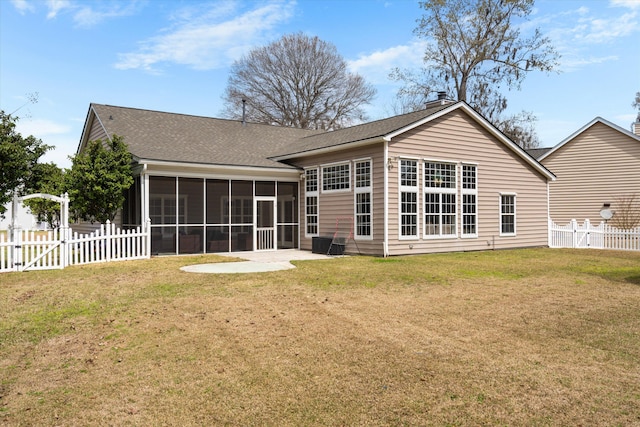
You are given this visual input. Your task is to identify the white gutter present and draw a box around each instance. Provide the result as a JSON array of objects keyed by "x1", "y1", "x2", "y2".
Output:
[{"x1": 383, "y1": 138, "x2": 390, "y2": 257}]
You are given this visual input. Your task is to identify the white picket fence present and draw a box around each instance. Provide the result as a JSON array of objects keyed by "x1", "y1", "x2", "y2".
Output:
[
  {"x1": 549, "y1": 219, "x2": 640, "y2": 251},
  {"x1": 0, "y1": 220, "x2": 151, "y2": 273}
]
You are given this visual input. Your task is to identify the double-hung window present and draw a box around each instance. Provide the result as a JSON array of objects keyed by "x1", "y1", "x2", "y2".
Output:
[
  {"x1": 424, "y1": 161, "x2": 457, "y2": 237},
  {"x1": 461, "y1": 164, "x2": 477, "y2": 237},
  {"x1": 399, "y1": 159, "x2": 418, "y2": 238},
  {"x1": 322, "y1": 162, "x2": 350, "y2": 192},
  {"x1": 500, "y1": 194, "x2": 516, "y2": 236},
  {"x1": 354, "y1": 159, "x2": 372, "y2": 239},
  {"x1": 305, "y1": 168, "x2": 319, "y2": 236}
]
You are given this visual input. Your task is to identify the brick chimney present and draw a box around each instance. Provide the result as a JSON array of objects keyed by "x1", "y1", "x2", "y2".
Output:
[{"x1": 633, "y1": 117, "x2": 640, "y2": 136}]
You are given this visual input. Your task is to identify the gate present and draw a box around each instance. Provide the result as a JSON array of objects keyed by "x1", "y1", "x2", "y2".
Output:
[
  {"x1": 4, "y1": 193, "x2": 69, "y2": 272},
  {"x1": 1, "y1": 192, "x2": 151, "y2": 273},
  {"x1": 549, "y1": 219, "x2": 640, "y2": 251}
]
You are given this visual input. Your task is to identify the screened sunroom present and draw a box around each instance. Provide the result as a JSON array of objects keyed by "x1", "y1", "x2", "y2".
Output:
[{"x1": 123, "y1": 176, "x2": 299, "y2": 255}]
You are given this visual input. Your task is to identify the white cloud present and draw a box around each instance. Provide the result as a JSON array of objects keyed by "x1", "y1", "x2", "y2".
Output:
[
  {"x1": 610, "y1": 0, "x2": 640, "y2": 10},
  {"x1": 579, "y1": 12, "x2": 639, "y2": 43},
  {"x1": 45, "y1": 0, "x2": 72, "y2": 19},
  {"x1": 115, "y1": 0, "x2": 296, "y2": 72},
  {"x1": 347, "y1": 40, "x2": 428, "y2": 84},
  {"x1": 10, "y1": 0, "x2": 35, "y2": 14},
  {"x1": 15, "y1": 118, "x2": 71, "y2": 138},
  {"x1": 537, "y1": 5, "x2": 639, "y2": 72},
  {"x1": 19, "y1": 0, "x2": 144, "y2": 27},
  {"x1": 72, "y1": 1, "x2": 144, "y2": 28}
]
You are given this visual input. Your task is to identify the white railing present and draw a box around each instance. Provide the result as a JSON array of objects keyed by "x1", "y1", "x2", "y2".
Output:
[
  {"x1": 0, "y1": 220, "x2": 151, "y2": 273},
  {"x1": 256, "y1": 227, "x2": 274, "y2": 250},
  {"x1": 549, "y1": 219, "x2": 640, "y2": 251}
]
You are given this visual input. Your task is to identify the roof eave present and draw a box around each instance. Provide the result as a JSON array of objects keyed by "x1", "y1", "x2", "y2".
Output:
[
  {"x1": 136, "y1": 158, "x2": 300, "y2": 174},
  {"x1": 386, "y1": 102, "x2": 556, "y2": 182}
]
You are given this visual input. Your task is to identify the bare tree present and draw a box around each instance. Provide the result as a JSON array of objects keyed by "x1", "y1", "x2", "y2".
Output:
[
  {"x1": 633, "y1": 91, "x2": 640, "y2": 121},
  {"x1": 391, "y1": 0, "x2": 559, "y2": 149},
  {"x1": 611, "y1": 194, "x2": 640, "y2": 230},
  {"x1": 221, "y1": 33, "x2": 376, "y2": 130}
]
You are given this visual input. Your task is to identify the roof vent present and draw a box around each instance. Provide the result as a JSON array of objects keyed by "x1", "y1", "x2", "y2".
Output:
[{"x1": 437, "y1": 91, "x2": 447, "y2": 100}]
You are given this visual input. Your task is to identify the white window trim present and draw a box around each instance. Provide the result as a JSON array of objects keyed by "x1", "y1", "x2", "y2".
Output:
[
  {"x1": 461, "y1": 163, "x2": 478, "y2": 238},
  {"x1": 354, "y1": 158, "x2": 373, "y2": 240},
  {"x1": 423, "y1": 160, "x2": 457, "y2": 239},
  {"x1": 399, "y1": 158, "x2": 419, "y2": 240},
  {"x1": 499, "y1": 192, "x2": 517, "y2": 237},
  {"x1": 305, "y1": 167, "x2": 319, "y2": 237},
  {"x1": 321, "y1": 161, "x2": 351, "y2": 193}
]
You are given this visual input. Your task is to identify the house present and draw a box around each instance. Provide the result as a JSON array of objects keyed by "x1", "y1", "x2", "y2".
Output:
[
  {"x1": 536, "y1": 117, "x2": 640, "y2": 227},
  {"x1": 78, "y1": 99, "x2": 555, "y2": 256}
]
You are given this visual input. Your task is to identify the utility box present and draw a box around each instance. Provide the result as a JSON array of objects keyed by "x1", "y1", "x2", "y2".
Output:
[{"x1": 312, "y1": 236, "x2": 345, "y2": 255}]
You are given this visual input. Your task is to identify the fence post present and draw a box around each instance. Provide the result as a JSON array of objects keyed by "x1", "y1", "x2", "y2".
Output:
[
  {"x1": 105, "y1": 220, "x2": 112, "y2": 262},
  {"x1": 571, "y1": 219, "x2": 577, "y2": 248},
  {"x1": 145, "y1": 218, "x2": 151, "y2": 258},
  {"x1": 12, "y1": 224, "x2": 22, "y2": 272},
  {"x1": 584, "y1": 219, "x2": 591, "y2": 248}
]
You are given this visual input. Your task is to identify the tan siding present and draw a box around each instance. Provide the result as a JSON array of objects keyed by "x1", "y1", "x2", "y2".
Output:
[
  {"x1": 87, "y1": 115, "x2": 109, "y2": 143},
  {"x1": 387, "y1": 110, "x2": 549, "y2": 255},
  {"x1": 542, "y1": 122, "x2": 640, "y2": 225},
  {"x1": 292, "y1": 144, "x2": 385, "y2": 255}
]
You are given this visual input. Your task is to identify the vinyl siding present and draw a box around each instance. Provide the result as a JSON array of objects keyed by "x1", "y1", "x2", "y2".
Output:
[
  {"x1": 541, "y1": 122, "x2": 640, "y2": 225},
  {"x1": 387, "y1": 110, "x2": 549, "y2": 255},
  {"x1": 86, "y1": 113, "x2": 109, "y2": 144},
  {"x1": 291, "y1": 144, "x2": 386, "y2": 256}
]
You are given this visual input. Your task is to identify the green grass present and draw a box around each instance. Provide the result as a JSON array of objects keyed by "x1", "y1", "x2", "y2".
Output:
[{"x1": 1, "y1": 248, "x2": 639, "y2": 426}]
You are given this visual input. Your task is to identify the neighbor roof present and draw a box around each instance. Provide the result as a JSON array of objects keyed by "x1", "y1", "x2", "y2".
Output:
[
  {"x1": 538, "y1": 116, "x2": 640, "y2": 162},
  {"x1": 81, "y1": 104, "x2": 323, "y2": 169}
]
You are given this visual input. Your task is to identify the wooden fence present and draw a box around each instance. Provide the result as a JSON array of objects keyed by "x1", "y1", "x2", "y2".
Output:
[
  {"x1": 0, "y1": 220, "x2": 151, "y2": 273},
  {"x1": 549, "y1": 219, "x2": 640, "y2": 251}
]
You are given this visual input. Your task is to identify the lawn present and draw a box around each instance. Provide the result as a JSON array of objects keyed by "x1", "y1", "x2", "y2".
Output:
[{"x1": 1, "y1": 248, "x2": 639, "y2": 426}]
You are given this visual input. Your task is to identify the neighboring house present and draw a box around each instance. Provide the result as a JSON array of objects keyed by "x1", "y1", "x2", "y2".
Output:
[
  {"x1": 536, "y1": 117, "x2": 640, "y2": 226},
  {"x1": 78, "y1": 100, "x2": 555, "y2": 256},
  {"x1": 0, "y1": 201, "x2": 42, "y2": 231}
]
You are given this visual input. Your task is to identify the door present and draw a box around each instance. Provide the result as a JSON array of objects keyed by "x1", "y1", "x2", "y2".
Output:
[{"x1": 255, "y1": 197, "x2": 276, "y2": 250}]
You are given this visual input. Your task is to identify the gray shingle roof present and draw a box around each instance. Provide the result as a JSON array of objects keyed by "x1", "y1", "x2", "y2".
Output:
[
  {"x1": 526, "y1": 147, "x2": 552, "y2": 160},
  {"x1": 90, "y1": 104, "x2": 322, "y2": 169},
  {"x1": 89, "y1": 103, "x2": 454, "y2": 169},
  {"x1": 273, "y1": 103, "x2": 453, "y2": 158}
]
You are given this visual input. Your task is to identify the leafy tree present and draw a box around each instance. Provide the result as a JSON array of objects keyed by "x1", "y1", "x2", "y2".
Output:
[
  {"x1": 222, "y1": 32, "x2": 376, "y2": 130},
  {"x1": 22, "y1": 162, "x2": 66, "y2": 228},
  {"x1": 66, "y1": 135, "x2": 133, "y2": 223},
  {"x1": 391, "y1": 0, "x2": 559, "y2": 148},
  {"x1": 0, "y1": 110, "x2": 51, "y2": 218}
]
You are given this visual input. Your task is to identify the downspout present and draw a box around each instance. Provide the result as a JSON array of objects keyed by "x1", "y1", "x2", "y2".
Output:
[
  {"x1": 383, "y1": 139, "x2": 390, "y2": 257},
  {"x1": 141, "y1": 164, "x2": 149, "y2": 226},
  {"x1": 546, "y1": 179, "x2": 551, "y2": 247}
]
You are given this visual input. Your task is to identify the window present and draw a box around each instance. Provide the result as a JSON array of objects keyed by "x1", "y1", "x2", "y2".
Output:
[
  {"x1": 461, "y1": 164, "x2": 477, "y2": 237},
  {"x1": 400, "y1": 159, "x2": 418, "y2": 238},
  {"x1": 305, "y1": 168, "x2": 319, "y2": 236},
  {"x1": 355, "y1": 160, "x2": 372, "y2": 238},
  {"x1": 322, "y1": 163, "x2": 350, "y2": 192},
  {"x1": 500, "y1": 194, "x2": 516, "y2": 235},
  {"x1": 424, "y1": 161, "x2": 456, "y2": 237}
]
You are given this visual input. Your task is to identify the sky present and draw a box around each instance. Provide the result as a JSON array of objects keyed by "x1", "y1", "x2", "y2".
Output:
[{"x1": 1, "y1": 0, "x2": 639, "y2": 168}]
